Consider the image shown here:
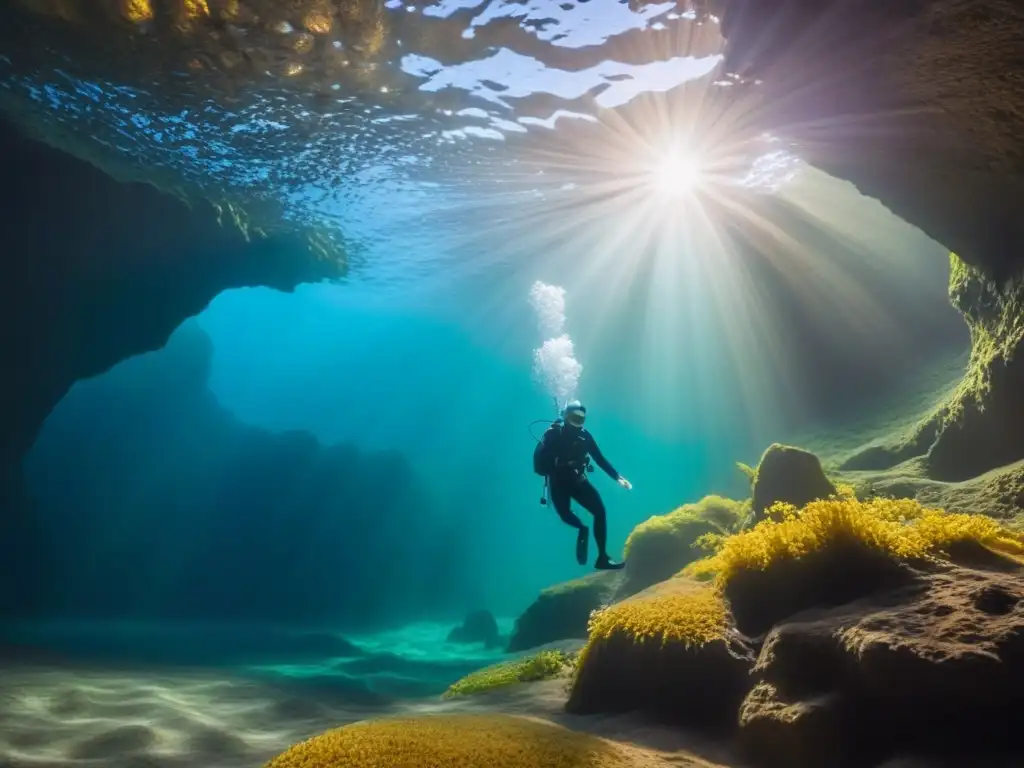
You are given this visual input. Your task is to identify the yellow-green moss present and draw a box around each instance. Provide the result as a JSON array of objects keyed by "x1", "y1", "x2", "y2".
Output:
[
  {"x1": 576, "y1": 579, "x2": 727, "y2": 678},
  {"x1": 620, "y1": 496, "x2": 748, "y2": 596},
  {"x1": 264, "y1": 713, "x2": 638, "y2": 767},
  {"x1": 624, "y1": 495, "x2": 746, "y2": 560},
  {"x1": 684, "y1": 496, "x2": 1024, "y2": 584},
  {"x1": 942, "y1": 251, "x2": 1024, "y2": 427},
  {"x1": 441, "y1": 649, "x2": 572, "y2": 699}
]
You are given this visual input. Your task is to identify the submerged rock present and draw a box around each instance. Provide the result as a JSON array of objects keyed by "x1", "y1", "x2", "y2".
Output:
[
  {"x1": 0, "y1": 122, "x2": 342, "y2": 522},
  {"x1": 926, "y1": 258, "x2": 1024, "y2": 480},
  {"x1": 446, "y1": 609, "x2": 501, "y2": 649},
  {"x1": 566, "y1": 577, "x2": 755, "y2": 727},
  {"x1": 619, "y1": 495, "x2": 747, "y2": 599},
  {"x1": 837, "y1": 258, "x2": 1024, "y2": 521},
  {"x1": 507, "y1": 571, "x2": 622, "y2": 653},
  {"x1": 568, "y1": 494, "x2": 1024, "y2": 766},
  {"x1": 442, "y1": 647, "x2": 573, "y2": 699},
  {"x1": 751, "y1": 444, "x2": 837, "y2": 520},
  {"x1": 739, "y1": 558, "x2": 1024, "y2": 767}
]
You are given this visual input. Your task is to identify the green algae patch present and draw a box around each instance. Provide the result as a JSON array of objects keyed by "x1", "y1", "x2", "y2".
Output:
[
  {"x1": 620, "y1": 495, "x2": 746, "y2": 596},
  {"x1": 265, "y1": 713, "x2": 643, "y2": 768},
  {"x1": 441, "y1": 649, "x2": 573, "y2": 699}
]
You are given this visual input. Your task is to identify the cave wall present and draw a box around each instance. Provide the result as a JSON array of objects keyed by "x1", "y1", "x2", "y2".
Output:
[
  {"x1": 10, "y1": 321, "x2": 466, "y2": 629},
  {"x1": 711, "y1": 0, "x2": 1024, "y2": 488},
  {"x1": 714, "y1": 0, "x2": 1024, "y2": 282},
  {"x1": 0, "y1": 119, "x2": 343, "y2": 512}
]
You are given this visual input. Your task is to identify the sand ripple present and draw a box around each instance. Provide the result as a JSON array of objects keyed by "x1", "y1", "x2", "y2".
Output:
[
  {"x1": 0, "y1": 664, "x2": 740, "y2": 768},
  {"x1": 0, "y1": 665, "x2": 388, "y2": 768}
]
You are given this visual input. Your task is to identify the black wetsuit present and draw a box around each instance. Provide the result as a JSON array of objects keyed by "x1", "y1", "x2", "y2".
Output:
[{"x1": 541, "y1": 423, "x2": 620, "y2": 559}]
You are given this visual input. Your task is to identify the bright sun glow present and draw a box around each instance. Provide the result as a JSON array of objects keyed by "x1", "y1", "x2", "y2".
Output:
[{"x1": 650, "y1": 148, "x2": 704, "y2": 197}]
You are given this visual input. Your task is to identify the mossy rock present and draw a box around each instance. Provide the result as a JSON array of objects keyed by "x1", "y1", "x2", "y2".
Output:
[
  {"x1": 926, "y1": 255, "x2": 1024, "y2": 481},
  {"x1": 264, "y1": 713, "x2": 643, "y2": 767},
  {"x1": 507, "y1": 571, "x2": 621, "y2": 652},
  {"x1": 752, "y1": 444, "x2": 837, "y2": 520},
  {"x1": 841, "y1": 256, "x2": 1024, "y2": 485},
  {"x1": 684, "y1": 496, "x2": 1024, "y2": 636},
  {"x1": 566, "y1": 577, "x2": 755, "y2": 727},
  {"x1": 441, "y1": 648, "x2": 573, "y2": 699},
  {"x1": 619, "y1": 495, "x2": 747, "y2": 598}
]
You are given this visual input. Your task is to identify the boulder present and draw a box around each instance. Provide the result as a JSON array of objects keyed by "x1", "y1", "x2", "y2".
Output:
[
  {"x1": 446, "y1": 609, "x2": 501, "y2": 649},
  {"x1": 751, "y1": 444, "x2": 837, "y2": 520},
  {"x1": 507, "y1": 571, "x2": 621, "y2": 653},
  {"x1": 739, "y1": 558, "x2": 1024, "y2": 767},
  {"x1": 566, "y1": 577, "x2": 755, "y2": 728},
  {"x1": 619, "y1": 495, "x2": 747, "y2": 598}
]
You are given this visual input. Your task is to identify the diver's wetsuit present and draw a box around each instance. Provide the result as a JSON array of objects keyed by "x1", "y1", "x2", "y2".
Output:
[{"x1": 541, "y1": 423, "x2": 620, "y2": 561}]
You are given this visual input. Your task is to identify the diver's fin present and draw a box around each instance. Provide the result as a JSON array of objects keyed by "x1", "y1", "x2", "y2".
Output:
[
  {"x1": 594, "y1": 555, "x2": 624, "y2": 571},
  {"x1": 576, "y1": 526, "x2": 589, "y2": 565}
]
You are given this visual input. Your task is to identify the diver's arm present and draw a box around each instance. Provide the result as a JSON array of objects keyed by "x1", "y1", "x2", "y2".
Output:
[{"x1": 586, "y1": 433, "x2": 620, "y2": 480}]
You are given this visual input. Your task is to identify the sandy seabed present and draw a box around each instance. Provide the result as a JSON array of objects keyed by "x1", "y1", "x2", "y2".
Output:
[{"x1": 0, "y1": 662, "x2": 740, "y2": 768}]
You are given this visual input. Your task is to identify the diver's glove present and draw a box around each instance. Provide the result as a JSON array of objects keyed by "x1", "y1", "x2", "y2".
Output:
[{"x1": 617, "y1": 476, "x2": 633, "y2": 490}]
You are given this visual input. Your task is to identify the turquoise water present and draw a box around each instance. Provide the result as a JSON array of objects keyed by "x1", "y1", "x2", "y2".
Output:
[{"x1": 2, "y1": 0, "x2": 969, "y2": 723}]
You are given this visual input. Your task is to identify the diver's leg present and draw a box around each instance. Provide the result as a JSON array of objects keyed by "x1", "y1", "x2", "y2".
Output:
[
  {"x1": 571, "y1": 482, "x2": 622, "y2": 570},
  {"x1": 549, "y1": 476, "x2": 589, "y2": 565}
]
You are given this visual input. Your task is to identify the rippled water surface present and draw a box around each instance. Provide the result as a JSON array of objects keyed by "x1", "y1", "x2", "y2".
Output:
[{"x1": 1, "y1": 0, "x2": 800, "y2": 284}]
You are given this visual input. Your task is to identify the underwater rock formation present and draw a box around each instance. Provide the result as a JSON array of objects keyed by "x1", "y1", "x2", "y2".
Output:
[
  {"x1": 442, "y1": 648, "x2": 573, "y2": 699},
  {"x1": 619, "y1": 495, "x2": 746, "y2": 598},
  {"x1": 713, "y1": 0, "x2": 1024, "y2": 282},
  {"x1": 446, "y1": 610, "x2": 501, "y2": 650},
  {"x1": 925, "y1": 257, "x2": 1024, "y2": 480},
  {"x1": 835, "y1": 257, "x2": 1024, "y2": 522},
  {"x1": 0, "y1": 121, "x2": 342, "y2": 518},
  {"x1": 565, "y1": 495, "x2": 1024, "y2": 766},
  {"x1": 506, "y1": 571, "x2": 622, "y2": 653},
  {"x1": 11, "y1": 321, "x2": 463, "y2": 628},
  {"x1": 738, "y1": 558, "x2": 1024, "y2": 767},
  {"x1": 751, "y1": 444, "x2": 837, "y2": 521},
  {"x1": 566, "y1": 577, "x2": 755, "y2": 727}
]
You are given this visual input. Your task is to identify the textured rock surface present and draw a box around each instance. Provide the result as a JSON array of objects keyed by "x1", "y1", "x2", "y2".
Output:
[
  {"x1": 566, "y1": 577, "x2": 755, "y2": 727},
  {"x1": 715, "y1": 0, "x2": 1024, "y2": 281},
  {"x1": 739, "y1": 557, "x2": 1024, "y2": 767},
  {"x1": 446, "y1": 610, "x2": 502, "y2": 649},
  {"x1": 619, "y1": 496, "x2": 746, "y2": 599},
  {"x1": 837, "y1": 259, "x2": 1024, "y2": 525},
  {"x1": 507, "y1": 571, "x2": 622, "y2": 653},
  {"x1": 0, "y1": 121, "x2": 342, "y2": 509},
  {"x1": 751, "y1": 444, "x2": 837, "y2": 520}
]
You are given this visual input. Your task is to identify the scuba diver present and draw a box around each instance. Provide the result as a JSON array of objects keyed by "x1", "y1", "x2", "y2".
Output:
[{"x1": 534, "y1": 400, "x2": 632, "y2": 570}]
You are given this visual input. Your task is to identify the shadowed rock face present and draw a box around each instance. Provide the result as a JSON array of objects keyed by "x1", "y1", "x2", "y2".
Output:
[
  {"x1": 739, "y1": 556, "x2": 1024, "y2": 767},
  {"x1": 8, "y1": 321, "x2": 463, "y2": 627},
  {"x1": 0, "y1": 120, "x2": 342, "y2": 514},
  {"x1": 714, "y1": 0, "x2": 1024, "y2": 280}
]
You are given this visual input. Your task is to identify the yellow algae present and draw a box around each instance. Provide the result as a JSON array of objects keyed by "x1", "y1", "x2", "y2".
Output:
[
  {"x1": 442, "y1": 649, "x2": 571, "y2": 699},
  {"x1": 264, "y1": 714, "x2": 641, "y2": 768},
  {"x1": 684, "y1": 496, "x2": 1024, "y2": 584},
  {"x1": 120, "y1": 0, "x2": 153, "y2": 23}
]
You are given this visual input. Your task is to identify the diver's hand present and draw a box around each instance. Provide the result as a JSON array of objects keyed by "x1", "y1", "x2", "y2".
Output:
[{"x1": 617, "y1": 476, "x2": 633, "y2": 490}]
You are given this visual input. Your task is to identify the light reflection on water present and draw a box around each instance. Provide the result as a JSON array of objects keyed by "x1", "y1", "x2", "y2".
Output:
[{"x1": 0, "y1": 0, "x2": 803, "y2": 286}]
